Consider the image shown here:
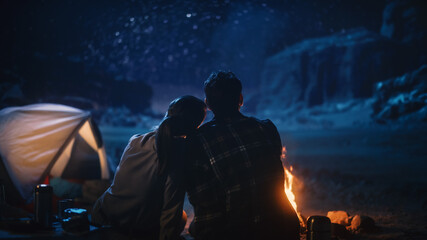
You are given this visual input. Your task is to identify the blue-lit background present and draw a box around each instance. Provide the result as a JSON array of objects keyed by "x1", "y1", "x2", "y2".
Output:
[
  {"x1": 1, "y1": 0, "x2": 427, "y2": 236},
  {"x1": 1, "y1": 0, "x2": 426, "y2": 127}
]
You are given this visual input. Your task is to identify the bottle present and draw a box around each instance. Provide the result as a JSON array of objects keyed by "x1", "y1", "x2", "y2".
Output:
[
  {"x1": 34, "y1": 184, "x2": 53, "y2": 229},
  {"x1": 0, "y1": 183, "x2": 5, "y2": 220}
]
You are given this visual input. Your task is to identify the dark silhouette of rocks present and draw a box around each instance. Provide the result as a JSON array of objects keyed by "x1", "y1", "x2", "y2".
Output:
[
  {"x1": 381, "y1": 0, "x2": 427, "y2": 64},
  {"x1": 0, "y1": 56, "x2": 152, "y2": 114},
  {"x1": 372, "y1": 65, "x2": 427, "y2": 122},
  {"x1": 257, "y1": 28, "x2": 413, "y2": 115},
  {"x1": 255, "y1": 0, "x2": 426, "y2": 127}
]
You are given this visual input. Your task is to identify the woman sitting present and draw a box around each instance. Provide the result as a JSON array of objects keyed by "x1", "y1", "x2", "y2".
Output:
[{"x1": 92, "y1": 96, "x2": 206, "y2": 240}]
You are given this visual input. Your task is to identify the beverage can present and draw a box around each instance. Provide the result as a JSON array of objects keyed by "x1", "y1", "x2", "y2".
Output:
[
  {"x1": 34, "y1": 184, "x2": 53, "y2": 228},
  {"x1": 307, "y1": 215, "x2": 331, "y2": 240}
]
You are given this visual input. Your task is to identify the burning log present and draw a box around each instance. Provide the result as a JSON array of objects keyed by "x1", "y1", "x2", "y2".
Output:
[
  {"x1": 280, "y1": 145, "x2": 378, "y2": 239},
  {"x1": 281, "y1": 146, "x2": 305, "y2": 227}
]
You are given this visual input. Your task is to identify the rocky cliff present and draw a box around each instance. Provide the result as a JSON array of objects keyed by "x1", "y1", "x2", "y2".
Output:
[
  {"x1": 257, "y1": 28, "x2": 413, "y2": 115},
  {"x1": 254, "y1": 0, "x2": 426, "y2": 129}
]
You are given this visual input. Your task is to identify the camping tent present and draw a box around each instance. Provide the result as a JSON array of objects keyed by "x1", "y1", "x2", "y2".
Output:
[{"x1": 0, "y1": 103, "x2": 110, "y2": 203}]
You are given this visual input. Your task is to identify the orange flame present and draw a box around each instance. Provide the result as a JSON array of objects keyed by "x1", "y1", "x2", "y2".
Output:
[{"x1": 282, "y1": 146, "x2": 305, "y2": 226}]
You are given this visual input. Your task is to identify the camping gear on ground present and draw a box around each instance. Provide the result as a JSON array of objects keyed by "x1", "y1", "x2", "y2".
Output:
[
  {"x1": 61, "y1": 208, "x2": 89, "y2": 233},
  {"x1": 58, "y1": 199, "x2": 74, "y2": 220},
  {"x1": 0, "y1": 103, "x2": 110, "y2": 204},
  {"x1": 33, "y1": 184, "x2": 53, "y2": 229},
  {"x1": 307, "y1": 215, "x2": 331, "y2": 240}
]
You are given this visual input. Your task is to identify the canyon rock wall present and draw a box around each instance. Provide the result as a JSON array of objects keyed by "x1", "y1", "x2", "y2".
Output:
[{"x1": 257, "y1": 28, "x2": 413, "y2": 116}]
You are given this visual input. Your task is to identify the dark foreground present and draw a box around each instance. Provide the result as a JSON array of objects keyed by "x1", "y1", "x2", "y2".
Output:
[
  {"x1": 100, "y1": 125, "x2": 427, "y2": 240},
  {"x1": 282, "y1": 126, "x2": 427, "y2": 240}
]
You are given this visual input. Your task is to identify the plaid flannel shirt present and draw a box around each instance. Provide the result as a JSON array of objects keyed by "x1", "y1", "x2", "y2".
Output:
[{"x1": 185, "y1": 114, "x2": 298, "y2": 239}]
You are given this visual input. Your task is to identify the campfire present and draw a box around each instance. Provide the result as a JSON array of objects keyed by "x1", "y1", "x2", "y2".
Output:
[
  {"x1": 281, "y1": 146, "x2": 305, "y2": 227},
  {"x1": 281, "y1": 146, "x2": 378, "y2": 239}
]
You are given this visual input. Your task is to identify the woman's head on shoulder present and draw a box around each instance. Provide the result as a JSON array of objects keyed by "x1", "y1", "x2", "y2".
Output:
[
  {"x1": 155, "y1": 96, "x2": 206, "y2": 172},
  {"x1": 164, "y1": 95, "x2": 207, "y2": 136}
]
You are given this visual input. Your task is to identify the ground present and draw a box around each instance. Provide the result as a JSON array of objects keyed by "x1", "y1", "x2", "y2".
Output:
[
  {"x1": 282, "y1": 126, "x2": 427, "y2": 240},
  {"x1": 100, "y1": 124, "x2": 427, "y2": 240}
]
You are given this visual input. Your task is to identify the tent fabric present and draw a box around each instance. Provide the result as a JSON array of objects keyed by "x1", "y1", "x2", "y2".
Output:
[
  {"x1": 62, "y1": 133, "x2": 101, "y2": 179},
  {"x1": 0, "y1": 103, "x2": 110, "y2": 202}
]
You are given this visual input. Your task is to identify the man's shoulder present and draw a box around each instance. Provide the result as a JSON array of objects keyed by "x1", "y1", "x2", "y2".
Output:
[
  {"x1": 198, "y1": 116, "x2": 277, "y2": 130},
  {"x1": 196, "y1": 116, "x2": 279, "y2": 139},
  {"x1": 242, "y1": 116, "x2": 279, "y2": 134},
  {"x1": 247, "y1": 116, "x2": 275, "y2": 127}
]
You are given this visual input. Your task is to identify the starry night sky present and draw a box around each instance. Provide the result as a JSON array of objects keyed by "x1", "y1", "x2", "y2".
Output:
[{"x1": 2, "y1": 0, "x2": 386, "y2": 88}]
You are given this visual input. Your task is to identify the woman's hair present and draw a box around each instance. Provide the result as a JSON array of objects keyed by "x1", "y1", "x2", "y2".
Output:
[{"x1": 155, "y1": 95, "x2": 206, "y2": 175}]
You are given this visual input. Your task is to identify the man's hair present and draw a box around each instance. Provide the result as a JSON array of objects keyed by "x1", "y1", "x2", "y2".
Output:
[{"x1": 204, "y1": 71, "x2": 242, "y2": 114}]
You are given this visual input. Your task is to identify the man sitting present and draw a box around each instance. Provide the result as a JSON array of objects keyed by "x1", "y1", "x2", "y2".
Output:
[{"x1": 185, "y1": 71, "x2": 300, "y2": 240}]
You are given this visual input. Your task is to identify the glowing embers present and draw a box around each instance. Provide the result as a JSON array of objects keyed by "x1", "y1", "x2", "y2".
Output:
[{"x1": 282, "y1": 146, "x2": 305, "y2": 227}]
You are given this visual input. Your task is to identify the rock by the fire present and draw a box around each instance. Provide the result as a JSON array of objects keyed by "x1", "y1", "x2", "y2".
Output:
[
  {"x1": 349, "y1": 215, "x2": 376, "y2": 233},
  {"x1": 331, "y1": 223, "x2": 352, "y2": 239},
  {"x1": 327, "y1": 211, "x2": 350, "y2": 225}
]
